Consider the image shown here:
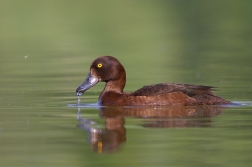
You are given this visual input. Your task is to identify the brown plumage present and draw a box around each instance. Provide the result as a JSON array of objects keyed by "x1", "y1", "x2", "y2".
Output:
[{"x1": 76, "y1": 56, "x2": 231, "y2": 106}]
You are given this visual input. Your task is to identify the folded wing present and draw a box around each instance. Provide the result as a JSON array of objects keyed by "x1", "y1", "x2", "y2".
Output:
[{"x1": 131, "y1": 83, "x2": 215, "y2": 97}]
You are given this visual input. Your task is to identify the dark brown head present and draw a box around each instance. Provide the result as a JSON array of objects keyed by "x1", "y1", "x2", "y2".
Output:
[{"x1": 76, "y1": 56, "x2": 126, "y2": 96}]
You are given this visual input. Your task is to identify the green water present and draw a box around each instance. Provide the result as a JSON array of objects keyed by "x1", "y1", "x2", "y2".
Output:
[{"x1": 1, "y1": 0, "x2": 252, "y2": 167}]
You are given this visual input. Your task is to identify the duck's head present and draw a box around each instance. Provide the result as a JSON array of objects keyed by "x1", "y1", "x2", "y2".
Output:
[{"x1": 76, "y1": 56, "x2": 126, "y2": 96}]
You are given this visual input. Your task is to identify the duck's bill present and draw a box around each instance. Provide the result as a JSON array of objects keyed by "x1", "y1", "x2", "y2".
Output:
[{"x1": 76, "y1": 73, "x2": 99, "y2": 96}]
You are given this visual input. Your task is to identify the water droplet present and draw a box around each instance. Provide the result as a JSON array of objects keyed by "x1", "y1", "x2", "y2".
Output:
[
  {"x1": 77, "y1": 96, "x2": 81, "y2": 114},
  {"x1": 76, "y1": 92, "x2": 82, "y2": 96}
]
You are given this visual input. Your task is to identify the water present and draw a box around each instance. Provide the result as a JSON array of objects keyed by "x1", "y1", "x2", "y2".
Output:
[{"x1": 1, "y1": 0, "x2": 252, "y2": 167}]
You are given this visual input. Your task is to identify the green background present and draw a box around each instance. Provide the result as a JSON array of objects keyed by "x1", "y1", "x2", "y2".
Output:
[{"x1": 0, "y1": 0, "x2": 252, "y2": 167}]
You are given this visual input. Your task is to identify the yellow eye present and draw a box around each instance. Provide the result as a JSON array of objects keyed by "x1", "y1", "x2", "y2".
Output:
[{"x1": 97, "y1": 63, "x2": 103, "y2": 68}]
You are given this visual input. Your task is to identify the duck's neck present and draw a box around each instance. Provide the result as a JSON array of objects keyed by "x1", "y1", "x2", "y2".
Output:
[
  {"x1": 100, "y1": 67, "x2": 126, "y2": 96},
  {"x1": 103, "y1": 74, "x2": 126, "y2": 94}
]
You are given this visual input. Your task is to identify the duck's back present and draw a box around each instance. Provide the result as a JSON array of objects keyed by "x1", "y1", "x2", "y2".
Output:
[
  {"x1": 131, "y1": 83, "x2": 230, "y2": 105},
  {"x1": 131, "y1": 83, "x2": 213, "y2": 96}
]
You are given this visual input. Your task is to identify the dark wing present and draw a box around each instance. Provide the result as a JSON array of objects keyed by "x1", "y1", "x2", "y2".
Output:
[{"x1": 131, "y1": 83, "x2": 215, "y2": 97}]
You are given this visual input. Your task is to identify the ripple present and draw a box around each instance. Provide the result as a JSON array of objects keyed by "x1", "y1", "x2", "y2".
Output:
[
  {"x1": 67, "y1": 103, "x2": 101, "y2": 108},
  {"x1": 230, "y1": 101, "x2": 252, "y2": 106},
  {"x1": 68, "y1": 101, "x2": 252, "y2": 108}
]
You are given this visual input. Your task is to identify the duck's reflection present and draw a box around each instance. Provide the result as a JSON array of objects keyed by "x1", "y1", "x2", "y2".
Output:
[
  {"x1": 77, "y1": 110, "x2": 126, "y2": 154},
  {"x1": 77, "y1": 105, "x2": 224, "y2": 153}
]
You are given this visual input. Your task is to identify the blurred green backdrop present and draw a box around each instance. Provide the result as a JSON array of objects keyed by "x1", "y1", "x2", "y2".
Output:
[
  {"x1": 1, "y1": 0, "x2": 251, "y2": 100},
  {"x1": 0, "y1": 0, "x2": 252, "y2": 97},
  {"x1": 0, "y1": 1, "x2": 252, "y2": 167}
]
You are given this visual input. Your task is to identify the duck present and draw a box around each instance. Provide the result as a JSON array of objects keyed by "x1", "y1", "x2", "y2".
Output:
[{"x1": 76, "y1": 56, "x2": 231, "y2": 106}]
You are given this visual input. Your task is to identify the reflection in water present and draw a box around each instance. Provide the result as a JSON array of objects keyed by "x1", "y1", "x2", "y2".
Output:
[
  {"x1": 77, "y1": 105, "x2": 224, "y2": 153},
  {"x1": 77, "y1": 109, "x2": 126, "y2": 154}
]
